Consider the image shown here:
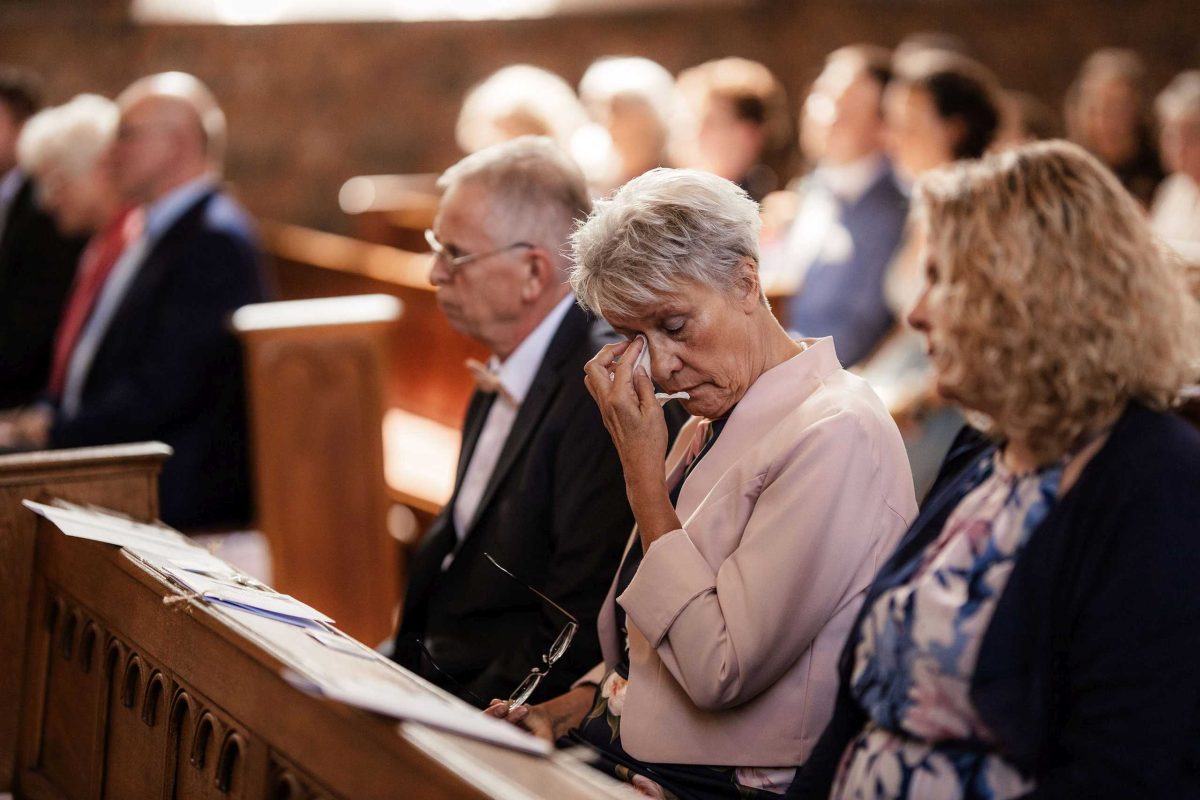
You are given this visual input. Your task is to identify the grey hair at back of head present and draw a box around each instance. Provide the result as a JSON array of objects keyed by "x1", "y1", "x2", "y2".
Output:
[
  {"x1": 579, "y1": 56, "x2": 677, "y2": 129},
  {"x1": 569, "y1": 168, "x2": 762, "y2": 319},
  {"x1": 17, "y1": 93, "x2": 118, "y2": 177},
  {"x1": 438, "y1": 135, "x2": 592, "y2": 271},
  {"x1": 1157, "y1": 70, "x2": 1200, "y2": 122}
]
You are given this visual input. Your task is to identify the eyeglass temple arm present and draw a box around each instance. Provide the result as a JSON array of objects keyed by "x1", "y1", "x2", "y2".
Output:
[{"x1": 483, "y1": 552, "x2": 580, "y2": 624}]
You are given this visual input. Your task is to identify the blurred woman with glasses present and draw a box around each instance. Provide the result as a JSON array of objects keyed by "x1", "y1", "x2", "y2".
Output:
[
  {"x1": 488, "y1": 168, "x2": 917, "y2": 798},
  {"x1": 0, "y1": 94, "x2": 135, "y2": 450}
]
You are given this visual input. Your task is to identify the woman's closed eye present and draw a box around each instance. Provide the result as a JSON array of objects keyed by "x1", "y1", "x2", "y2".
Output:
[{"x1": 662, "y1": 317, "x2": 687, "y2": 336}]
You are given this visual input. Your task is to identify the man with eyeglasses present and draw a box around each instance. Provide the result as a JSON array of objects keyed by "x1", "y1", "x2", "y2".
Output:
[{"x1": 391, "y1": 136, "x2": 681, "y2": 707}]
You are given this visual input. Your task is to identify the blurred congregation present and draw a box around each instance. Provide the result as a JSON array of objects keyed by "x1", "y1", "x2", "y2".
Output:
[{"x1": 2, "y1": 0, "x2": 1200, "y2": 798}]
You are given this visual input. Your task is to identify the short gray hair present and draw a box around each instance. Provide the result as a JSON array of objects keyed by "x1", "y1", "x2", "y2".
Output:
[
  {"x1": 579, "y1": 56, "x2": 677, "y2": 131},
  {"x1": 17, "y1": 93, "x2": 117, "y2": 177},
  {"x1": 454, "y1": 65, "x2": 588, "y2": 155},
  {"x1": 1157, "y1": 70, "x2": 1200, "y2": 122},
  {"x1": 569, "y1": 168, "x2": 762, "y2": 319},
  {"x1": 438, "y1": 135, "x2": 592, "y2": 272}
]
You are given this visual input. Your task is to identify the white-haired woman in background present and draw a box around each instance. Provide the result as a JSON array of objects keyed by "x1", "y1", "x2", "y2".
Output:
[
  {"x1": 1151, "y1": 70, "x2": 1200, "y2": 265},
  {"x1": 18, "y1": 93, "x2": 123, "y2": 238},
  {"x1": 489, "y1": 168, "x2": 917, "y2": 799},
  {"x1": 0, "y1": 93, "x2": 137, "y2": 450},
  {"x1": 455, "y1": 64, "x2": 588, "y2": 156},
  {"x1": 572, "y1": 56, "x2": 676, "y2": 193}
]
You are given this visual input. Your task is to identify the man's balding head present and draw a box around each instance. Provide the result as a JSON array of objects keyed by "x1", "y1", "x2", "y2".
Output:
[{"x1": 112, "y1": 72, "x2": 226, "y2": 203}]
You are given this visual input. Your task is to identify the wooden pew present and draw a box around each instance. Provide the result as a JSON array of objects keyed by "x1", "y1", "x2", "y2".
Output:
[
  {"x1": 261, "y1": 219, "x2": 482, "y2": 432},
  {"x1": 0, "y1": 442, "x2": 171, "y2": 792},
  {"x1": 1, "y1": 444, "x2": 630, "y2": 800},
  {"x1": 232, "y1": 295, "x2": 406, "y2": 645},
  {"x1": 338, "y1": 173, "x2": 440, "y2": 253}
]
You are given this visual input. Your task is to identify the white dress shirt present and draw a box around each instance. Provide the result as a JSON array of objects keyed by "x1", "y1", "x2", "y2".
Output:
[
  {"x1": 760, "y1": 153, "x2": 887, "y2": 287},
  {"x1": 59, "y1": 176, "x2": 216, "y2": 420},
  {"x1": 444, "y1": 293, "x2": 576, "y2": 569}
]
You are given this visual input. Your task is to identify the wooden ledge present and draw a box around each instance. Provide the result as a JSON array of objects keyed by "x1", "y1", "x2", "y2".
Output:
[{"x1": 0, "y1": 442, "x2": 172, "y2": 478}]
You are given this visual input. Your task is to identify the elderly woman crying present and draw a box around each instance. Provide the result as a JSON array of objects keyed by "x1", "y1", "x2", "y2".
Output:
[{"x1": 489, "y1": 168, "x2": 917, "y2": 799}]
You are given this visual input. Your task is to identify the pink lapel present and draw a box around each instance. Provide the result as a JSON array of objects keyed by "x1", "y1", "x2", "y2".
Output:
[
  {"x1": 597, "y1": 415, "x2": 706, "y2": 666},
  {"x1": 672, "y1": 337, "x2": 841, "y2": 524}
]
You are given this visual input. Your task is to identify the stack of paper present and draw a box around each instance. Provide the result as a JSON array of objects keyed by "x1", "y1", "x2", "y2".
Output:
[
  {"x1": 163, "y1": 566, "x2": 331, "y2": 627},
  {"x1": 24, "y1": 499, "x2": 201, "y2": 558},
  {"x1": 23, "y1": 499, "x2": 331, "y2": 627},
  {"x1": 284, "y1": 670, "x2": 551, "y2": 756}
]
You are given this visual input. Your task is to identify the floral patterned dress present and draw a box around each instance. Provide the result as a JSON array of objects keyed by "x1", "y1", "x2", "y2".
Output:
[
  {"x1": 565, "y1": 418, "x2": 793, "y2": 799},
  {"x1": 832, "y1": 451, "x2": 1063, "y2": 800}
]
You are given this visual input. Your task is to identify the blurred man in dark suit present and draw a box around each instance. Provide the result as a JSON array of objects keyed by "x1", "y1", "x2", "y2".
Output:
[
  {"x1": 0, "y1": 67, "x2": 87, "y2": 408},
  {"x1": 3, "y1": 72, "x2": 268, "y2": 530},
  {"x1": 391, "y1": 137, "x2": 681, "y2": 706}
]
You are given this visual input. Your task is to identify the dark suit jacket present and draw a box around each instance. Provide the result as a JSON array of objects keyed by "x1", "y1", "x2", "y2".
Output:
[
  {"x1": 788, "y1": 403, "x2": 1200, "y2": 799},
  {"x1": 50, "y1": 188, "x2": 269, "y2": 530},
  {"x1": 0, "y1": 177, "x2": 86, "y2": 408},
  {"x1": 393, "y1": 302, "x2": 684, "y2": 707}
]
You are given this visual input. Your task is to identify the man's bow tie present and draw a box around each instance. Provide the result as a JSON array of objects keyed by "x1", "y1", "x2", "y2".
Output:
[{"x1": 466, "y1": 358, "x2": 515, "y2": 404}]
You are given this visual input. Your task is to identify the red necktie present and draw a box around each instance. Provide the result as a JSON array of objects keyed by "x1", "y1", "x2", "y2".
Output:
[{"x1": 47, "y1": 207, "x2": 143, "y2": 401}]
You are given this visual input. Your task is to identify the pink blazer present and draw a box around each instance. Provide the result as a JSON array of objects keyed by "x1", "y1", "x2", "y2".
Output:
[{"x1": 583, "y1": 337, "x2": 917, "y2": 767}]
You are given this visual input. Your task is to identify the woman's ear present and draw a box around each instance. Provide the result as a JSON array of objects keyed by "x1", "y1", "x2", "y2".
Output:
[{"x1": 734, "y1": 257, "x2": 763, "y2": 312}]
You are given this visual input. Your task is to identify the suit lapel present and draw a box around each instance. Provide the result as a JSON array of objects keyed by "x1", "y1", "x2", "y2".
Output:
[
  {"x1": 673, "y1": 340, "x2": 838, "y2": 523},
  {"x1": 91, "y1": 191, "x2": 215, "y2": 357},
  {"x1": 402, "y1": 388, "x2": 496, "y2": 612},
  {"x1": 461, "y1": 303, "x2": 588, "y2": 537},
  {"x1": 455, "y1": 390, "x2": 496, "y2": 489},
  {"x1": 598, "y1": 416, "x2": 702, "y2": 665}
]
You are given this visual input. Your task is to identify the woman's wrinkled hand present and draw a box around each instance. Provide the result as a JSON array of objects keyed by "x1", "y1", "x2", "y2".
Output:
[
  {"x1": 583, "y1": 336, "x2": 668, "y2": 480},
  {"x1": 483, "y1": 700, "x2": 558, "y2": 743}
]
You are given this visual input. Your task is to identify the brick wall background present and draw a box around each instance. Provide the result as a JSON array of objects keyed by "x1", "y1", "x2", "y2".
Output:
[{"x1": 1, "y1": 0, "x2": 1196, "y2": 231}]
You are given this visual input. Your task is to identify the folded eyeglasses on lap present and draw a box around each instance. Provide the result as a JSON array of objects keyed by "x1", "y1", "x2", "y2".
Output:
[{"x1": 411, "y1": 552, "x2": 578, "y2": 711}]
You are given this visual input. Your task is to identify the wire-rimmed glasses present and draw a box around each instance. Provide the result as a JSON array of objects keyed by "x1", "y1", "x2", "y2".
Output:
[
  {"x1": 409, "y1": 552, "x2": 578, "y2": 711},
  {"x1": 484, "y1": 553, "x2": 579, "y2": 710},
  {"x1": 424, "y1": 228, "x2": 534, "y2": 272}
]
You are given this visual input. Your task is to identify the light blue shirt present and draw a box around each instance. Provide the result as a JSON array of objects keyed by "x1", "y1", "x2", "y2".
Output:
[{"x1": 59, "y1": 176, "x2": 217, "y2": 419}]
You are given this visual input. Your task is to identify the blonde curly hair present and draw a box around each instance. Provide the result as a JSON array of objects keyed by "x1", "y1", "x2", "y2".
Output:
[{"x1": 915, "y1": 139, "x2": 1200, "y2": 462}]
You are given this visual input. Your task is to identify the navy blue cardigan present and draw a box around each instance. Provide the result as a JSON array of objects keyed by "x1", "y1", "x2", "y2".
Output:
[{"x1": 788, "y1": 403, "x2": 1200, "y2": 799}]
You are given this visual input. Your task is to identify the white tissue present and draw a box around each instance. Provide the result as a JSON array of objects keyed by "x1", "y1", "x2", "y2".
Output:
[
  {"x1": 632, "y1": 336, "x2": 651, "y2": 375},
  {"x1": 610, "y1": 336, "x2": 690, "y2": 404},
  {"x1": 654, "y1": 391, "x2": 690, "y2": 405}
]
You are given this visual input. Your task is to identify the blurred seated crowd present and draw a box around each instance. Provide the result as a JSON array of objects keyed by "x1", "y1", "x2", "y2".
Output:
[{"x1": 1, "y1": 31, "x2": 1199, "y2": 799}]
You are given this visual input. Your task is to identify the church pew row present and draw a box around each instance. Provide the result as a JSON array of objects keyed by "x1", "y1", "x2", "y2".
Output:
[
  {"x1": 0, "y1": 444, "x2": 631, "y2": 800},
  {"x1": 232, "y1": 295, "x2": 408, "y2": 646}
]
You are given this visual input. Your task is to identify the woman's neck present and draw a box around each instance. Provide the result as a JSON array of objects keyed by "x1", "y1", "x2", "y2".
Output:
[
  {"x1": 1002, "y1": 404, "x2": 1124, "y2": 488},
  {"x1": 754, "y1": 309, "x2": 805, "y2": 375},
  {"x1": 1001, "y1": 439, "x2": 1041, "y2": 474}
]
